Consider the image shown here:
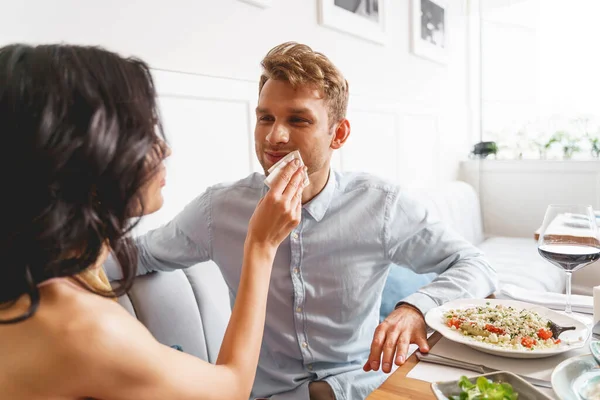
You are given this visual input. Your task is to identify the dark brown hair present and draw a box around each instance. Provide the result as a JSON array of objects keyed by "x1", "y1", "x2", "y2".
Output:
[{"x1": 0, "y1": 44, "x2": 165, "y2": 323}]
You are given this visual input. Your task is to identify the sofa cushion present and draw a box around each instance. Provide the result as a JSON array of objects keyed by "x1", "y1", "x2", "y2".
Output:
[
  {"x1": 182, "y1": 262, "x2": 231, "y2": 362},
  {"x1": 409, "y1": 182, "x2": 485, "y2": 245},
  {"x1": 120, "y1": 269, "x2": 209, "y2": 360},
  {"x1": 114, "y1": 261, "x2": 231, "y2": 364},
  {"x1": 478, "y1": 236, "x2": 566, "y2": 293}
]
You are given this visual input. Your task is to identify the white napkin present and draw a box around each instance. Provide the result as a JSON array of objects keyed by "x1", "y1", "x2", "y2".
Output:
[
  {"x1": 499, "y1": 283, "x2": 593, "y2": 314},
  {"x1": 264, "y1": 150, "x2": 310, "y2": 188}
]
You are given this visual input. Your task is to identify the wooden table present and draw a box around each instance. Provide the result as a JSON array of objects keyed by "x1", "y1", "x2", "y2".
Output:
[
  {"x1": 368, "y1": 294, "x2": 497, "y2": 399},
  {"x1": 367, "y1": 332, "x2": 443, "y2": 400}
]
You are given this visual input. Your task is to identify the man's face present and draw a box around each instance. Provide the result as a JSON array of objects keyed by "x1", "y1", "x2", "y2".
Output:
[{"x1": 255, "y1": 79, "x2": 335, "y2": 176}]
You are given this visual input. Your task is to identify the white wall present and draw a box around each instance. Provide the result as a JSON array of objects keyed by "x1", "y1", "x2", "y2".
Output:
[{"x1": 3, "y1": 0, "x2": 474, "y2": 233}]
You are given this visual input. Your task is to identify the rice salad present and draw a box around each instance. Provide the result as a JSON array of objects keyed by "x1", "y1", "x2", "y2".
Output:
[{"x1": 443, "y1": 303, "x2": 561, "y2": 350}]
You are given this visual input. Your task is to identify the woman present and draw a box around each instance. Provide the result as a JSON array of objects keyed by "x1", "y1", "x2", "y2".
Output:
[{"x1": 0, "y1": 44, "x2": 306, "y2": 400}]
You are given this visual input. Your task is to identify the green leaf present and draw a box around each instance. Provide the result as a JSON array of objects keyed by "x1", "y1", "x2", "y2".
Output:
[
  {"x1": 466, "y1": 391, "x2": 479, "y2": 400},
  {"x1": 500, "y1": 382, "x2": 513, "y2": 394},
  {"x1": 476, "y1": 377, "x2": 490, "y2": 393},
  {"x1": 454, "y1": 375, "x2": 518, "y2": 400},
  {"x1": 458, "y1": 376, "x2": 475, "y2": 390},
  {"x1": 486, "y1": 387, "x2": 506, "y2": 400}
]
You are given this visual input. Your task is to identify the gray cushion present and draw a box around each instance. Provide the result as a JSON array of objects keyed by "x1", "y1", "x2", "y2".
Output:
[{"x1": 114, "y1": 261, "x2": 231, "y2": 363}]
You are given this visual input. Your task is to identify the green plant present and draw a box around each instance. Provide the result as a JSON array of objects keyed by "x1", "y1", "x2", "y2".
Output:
[
  {"x1": 587, "y1": 134, "x2": 600, "y2": 158},
  {"x1": 553, "y1": 131, "x2": 581, "y2": 159},
  {"x1": 531, "y1": 135, "x2": 558, "y2": 159}
]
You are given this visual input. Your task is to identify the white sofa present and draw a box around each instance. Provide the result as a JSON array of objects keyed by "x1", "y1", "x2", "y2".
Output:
[
  {"x1": 112, "y1": 180, "x2": 567, "y2": 363},
  {"x1": 407, "y1": 181, "x2": 566, "y2": 294}
]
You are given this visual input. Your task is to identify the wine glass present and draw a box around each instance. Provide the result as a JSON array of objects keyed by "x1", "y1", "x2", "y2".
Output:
[{"x1": 538, "y1": 205, "x2": 600, "y2": 315}]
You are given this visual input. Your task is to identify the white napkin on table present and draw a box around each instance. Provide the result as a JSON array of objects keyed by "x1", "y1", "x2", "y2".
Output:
[{"x1": 499, "y1": 283, "x2": 593, "y2": 314}]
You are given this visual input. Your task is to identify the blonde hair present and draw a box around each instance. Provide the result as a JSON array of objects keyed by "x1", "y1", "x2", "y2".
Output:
[{"x1": 259, "y1": 42, "x2": 349, "y2": 126}]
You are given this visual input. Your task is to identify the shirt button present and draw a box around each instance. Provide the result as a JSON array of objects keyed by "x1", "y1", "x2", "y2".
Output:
[
  {"x1": 296, "y1": 307, "x2": 302, "y2": 313},
  {"x1": 292, "y1": 233, "x2": 299, "y2": 240},
  {"x1": 293, "y1": 268, "x2": 299, "y2": 274},
  {"x1": 307, "y1": 364, "x2": 313, "y2": 371},
  {"x1": 302, "y1": 342, "x2": 308, "y2": 348}
]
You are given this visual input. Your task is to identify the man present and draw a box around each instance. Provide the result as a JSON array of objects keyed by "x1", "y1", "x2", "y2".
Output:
[{"x1": 107, "y1": 42, "x2": 497, "y2": 399}]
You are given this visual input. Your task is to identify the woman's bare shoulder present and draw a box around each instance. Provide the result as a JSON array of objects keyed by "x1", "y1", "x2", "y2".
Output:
[
  {"x1": 0, "y1": 279, "x2": 144, "y2": 398},
  {"x1": 40, "y1": 280, "x2": 150, "y2": 357}
]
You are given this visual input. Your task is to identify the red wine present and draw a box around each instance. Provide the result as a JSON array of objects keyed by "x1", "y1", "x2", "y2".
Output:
[{"x1": 538, "y1": 244, "x2": 600, "y2": 271}]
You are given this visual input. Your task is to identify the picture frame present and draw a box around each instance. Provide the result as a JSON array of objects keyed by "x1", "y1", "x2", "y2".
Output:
[
  {"x1": 411, "y1": 0, "x2": 448, "y2": 64},
  {"x1": 318, "y1": 0, "x2": 387, "y2": 45},
  {"x1": 237, "y1": 0, "x2": 272, "y2": 8}
]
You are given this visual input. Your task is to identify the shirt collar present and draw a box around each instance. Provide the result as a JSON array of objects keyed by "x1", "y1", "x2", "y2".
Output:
[
  {"x1": 303, "y1": 170, "x2": 337, "y2": 222},
  {"x1": 261, "y1": 170, "x2": 337, "y2": 222}
]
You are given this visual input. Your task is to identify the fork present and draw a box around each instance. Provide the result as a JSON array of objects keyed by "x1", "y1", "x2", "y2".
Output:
[{"x1": 547, "y1": 320, "x2": 576, "y2": 339}]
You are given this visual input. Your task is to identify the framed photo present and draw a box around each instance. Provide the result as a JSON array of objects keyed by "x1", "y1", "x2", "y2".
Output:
[
  {"x1": 318, "y1": 0, "x2": 387, "y2": 45},
  {"x1": 411, "y1": 0, "x2": 448, "y2": 64},
  {"x1": 237, "y1": 0, "x2": 272, "y2": 8}
]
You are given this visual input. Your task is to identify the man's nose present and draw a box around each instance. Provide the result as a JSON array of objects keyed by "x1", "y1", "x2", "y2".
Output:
[{"x1": 266, "y1": 123, "x2": 289, "y2": 144}]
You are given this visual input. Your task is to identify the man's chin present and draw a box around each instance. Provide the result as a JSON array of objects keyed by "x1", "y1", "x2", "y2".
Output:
[{"x1": 259, "y1": 161, "x2": 270, "y2": 175}]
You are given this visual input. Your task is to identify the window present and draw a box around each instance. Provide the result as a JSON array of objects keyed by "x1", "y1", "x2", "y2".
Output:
[{"x1": 480, "y1": 0, "x2": 600, "y2": 159}]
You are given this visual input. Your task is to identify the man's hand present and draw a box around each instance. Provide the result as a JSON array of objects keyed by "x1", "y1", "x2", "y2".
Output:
[{"x1": 363, "y1": 304, "x2": 429, "y2": 374}]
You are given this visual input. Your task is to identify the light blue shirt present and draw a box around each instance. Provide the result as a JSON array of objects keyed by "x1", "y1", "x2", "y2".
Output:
[{"x1": 116, "y1": 171, "x2": 496, "y2": 399}]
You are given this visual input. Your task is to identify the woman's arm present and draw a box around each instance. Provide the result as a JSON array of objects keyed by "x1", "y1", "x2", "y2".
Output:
[{"x1": 73, "y1": 160, "x2": 306, "y2": 400}]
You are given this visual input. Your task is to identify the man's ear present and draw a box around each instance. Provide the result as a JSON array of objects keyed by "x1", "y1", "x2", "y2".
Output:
[{"x1": 330, "y1": 119, "x2": 350, "y2": 150}]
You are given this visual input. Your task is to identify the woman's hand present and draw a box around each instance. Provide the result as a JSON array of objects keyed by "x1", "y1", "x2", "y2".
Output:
[{"x1": 246, "y1": 159, "x2": 306, "y2": 249}]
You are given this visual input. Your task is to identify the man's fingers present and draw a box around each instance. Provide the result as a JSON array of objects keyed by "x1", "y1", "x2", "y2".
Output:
[
  {"x1": 415, "y1": 331, "x2": 430, "y2": 353},
  {"x1": 394, "y1": 334, "x2": 411, "y2": 366},
  {"x1": 381, "y1": 329, "x2": 400, "y2": 373},
  {"x1": 367, "y1": 326, "x2": 387, "y2": 372}
]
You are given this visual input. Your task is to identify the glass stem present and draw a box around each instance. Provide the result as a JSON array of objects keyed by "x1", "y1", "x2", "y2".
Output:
[{"x1": 565, "y1": 271, "x2": 572, "y2": 314}]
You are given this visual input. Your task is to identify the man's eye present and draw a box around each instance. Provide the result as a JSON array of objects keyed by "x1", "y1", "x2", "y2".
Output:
[
  {"x1": 259, "y1": 116, "x2": 274, "y2": 122},
  {"x1": 290, "y1": 118, "x2": 310, "y2": 124}
]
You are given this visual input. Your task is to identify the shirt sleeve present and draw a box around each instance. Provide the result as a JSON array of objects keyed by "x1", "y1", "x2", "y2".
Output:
[
  {"x1": 104, "y1": 189, "x2": 213, "y2": 280},
  {"x1": 383, "y1": 187, "x2": 498, "y2": 316}
]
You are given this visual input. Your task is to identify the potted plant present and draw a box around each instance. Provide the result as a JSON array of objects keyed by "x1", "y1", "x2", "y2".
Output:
[
  {"x1": 471, "y1": 141, "x2": 498, "y2": 159},
  {"x1": 553, "y1": 131, "x2": 581, "y2": 159},
  {"x1": 531, "y1": 135, "x2": 558, "y2": 159},
  {"x1": 587, "y1": 133, "x2": 600, "y2": 158}
]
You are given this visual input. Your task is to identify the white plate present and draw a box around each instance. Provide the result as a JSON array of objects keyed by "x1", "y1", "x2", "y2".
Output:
[
  {"x1": 551, "y1": 354, "x2": 600, "y2": 400},
  {"x1": 425, "y1": 298, "x2": 589, "y2": 359}
]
